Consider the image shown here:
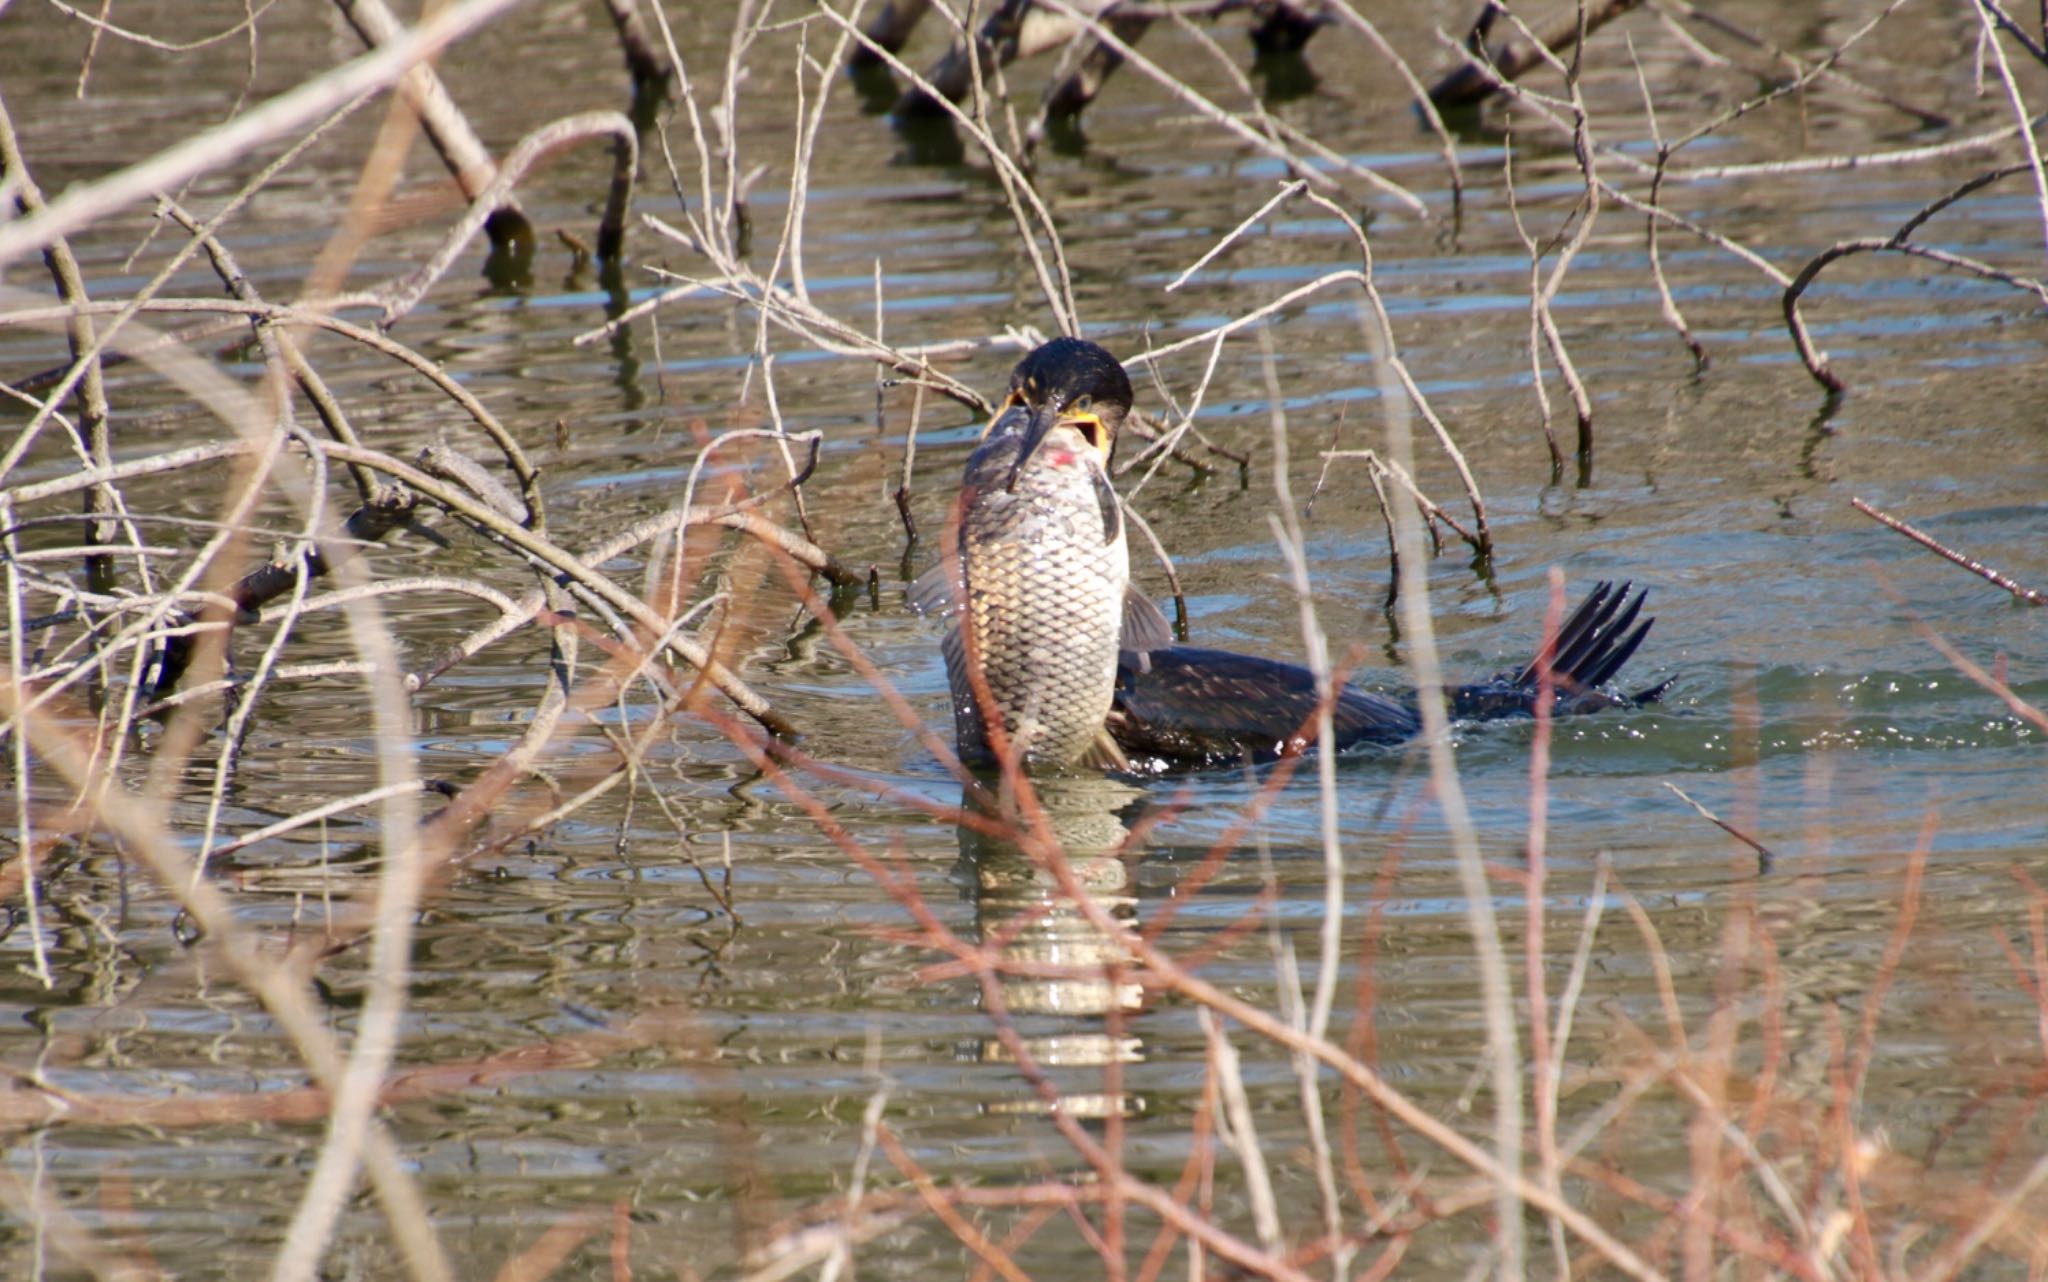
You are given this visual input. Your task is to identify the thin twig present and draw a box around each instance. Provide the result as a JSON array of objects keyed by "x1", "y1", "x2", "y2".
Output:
[
  {"x1": 1850, "y1": 497, "x2": 2044, "y2": 605},
  {"x1": 1359, "y1": 222, "x2": 1525, "y2": 1281},
  {"x1": 1664, "y1": 782, "x2": 1775, "y2": 873}
]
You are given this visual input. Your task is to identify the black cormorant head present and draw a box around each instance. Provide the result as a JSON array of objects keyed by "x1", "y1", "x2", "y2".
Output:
[{"x1": 985, "y1": 336, "x2": 1134, "y2": 491}]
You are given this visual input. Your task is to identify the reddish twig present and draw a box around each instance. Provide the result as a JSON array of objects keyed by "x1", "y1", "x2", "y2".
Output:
[{"x1": 1852, "y1": 497, "x2": 2045, "y2": 606}]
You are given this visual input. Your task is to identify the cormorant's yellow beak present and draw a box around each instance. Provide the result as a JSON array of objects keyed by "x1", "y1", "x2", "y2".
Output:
[
  {"x1": 995, "y1": 398, "x2": 1108, "y2": 493},
  {"x1": 1064, "y1": 408, "x2": 1109, "y2": 455}
]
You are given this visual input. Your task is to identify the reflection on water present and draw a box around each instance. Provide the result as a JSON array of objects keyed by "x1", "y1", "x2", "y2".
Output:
[{"x1": 958, "y1": 775, "x2": 1147, "y2": 1119}]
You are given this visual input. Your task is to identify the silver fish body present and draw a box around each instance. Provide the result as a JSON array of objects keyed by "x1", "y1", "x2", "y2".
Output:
[{"x1": 938, "y1": 407, "x2": 1128, "y2": 769}]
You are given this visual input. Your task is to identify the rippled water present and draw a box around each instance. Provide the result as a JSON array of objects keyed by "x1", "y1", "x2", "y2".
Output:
[{"x1": 1, "y1": 1, "x2": 2046, "y2": 1277}]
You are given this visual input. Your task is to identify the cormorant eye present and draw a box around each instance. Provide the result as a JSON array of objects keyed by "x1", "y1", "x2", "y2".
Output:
[{"x1": 1072, "y1": 395, "x2": 1093, "y2": 413}]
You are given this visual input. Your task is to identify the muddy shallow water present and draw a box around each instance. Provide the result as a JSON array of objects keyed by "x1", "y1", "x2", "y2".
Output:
[{"x1": 1, "y1": 1, "x2": 2046, "y2": 1277}]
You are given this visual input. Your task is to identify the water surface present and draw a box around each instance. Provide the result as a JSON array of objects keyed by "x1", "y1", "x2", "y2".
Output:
[{"x1": 0, "y1": 1, "x2": 2045, "y2": 1277}]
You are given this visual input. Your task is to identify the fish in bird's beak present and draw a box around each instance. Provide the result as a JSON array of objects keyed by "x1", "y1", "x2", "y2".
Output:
[
  {"x1": 1000, "y1": 397, "x2": 1065, "y2": 493},
  {"x1": 996, "y1": 397, "x2": 1117, "y2": 493}
]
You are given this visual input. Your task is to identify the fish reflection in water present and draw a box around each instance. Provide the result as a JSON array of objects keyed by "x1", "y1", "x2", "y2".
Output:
[{"x1": 955, "y1": 773, "x2": 1152, "y2": 1119}]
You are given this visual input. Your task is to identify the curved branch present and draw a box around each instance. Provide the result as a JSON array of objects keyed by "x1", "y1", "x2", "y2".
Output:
[
  {"x1": 1784, "y1": 240, "x2": 2048, "y2": 394},
  {"x1": 370, "y1": 110, "x2": 639, "y2": 327}
]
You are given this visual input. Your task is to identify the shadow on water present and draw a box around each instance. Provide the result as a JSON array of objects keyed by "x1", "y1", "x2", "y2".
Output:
[
  {"x1": 1251, "y1": 48, "x2": 1320, "y2": 104},
  {"x1": 848, "y1": 60, "x2": 904, "y2": 116},
  {"x1": 1039, "y1": 109, "x2": 1090, "y2": 159},
  {"x1": 594, "y1": 255, "x2": 647, "y2": 412},
  {"x1": 890, "y1": 110, "x2": 969, "y2": 168},
  {"x1": 1799, "y1": 391, "x2": 1845, "y2": 480},
  {"x1": 480, "y1": 208, "x2": 538, "y2": 293}
]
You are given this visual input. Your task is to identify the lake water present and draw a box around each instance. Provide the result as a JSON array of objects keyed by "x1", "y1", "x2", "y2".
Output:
[{"x1": 1, "y1": 1, "x2": 2045, "y2": 1277}]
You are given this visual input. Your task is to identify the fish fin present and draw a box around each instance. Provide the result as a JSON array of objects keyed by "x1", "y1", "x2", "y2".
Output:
[
  {"x1": 907, "y1": 559, "x2": 961, "y2": 617},
  {"x1": 1120, "y1": 586, "x2": 1173, "y2": 653},
  {"x1": 1093, "y1": 467, "x2": 1121, "y2": 545},
  {"x1": 1079, "y1": 726, "x2": 1131, "y2": 773}
]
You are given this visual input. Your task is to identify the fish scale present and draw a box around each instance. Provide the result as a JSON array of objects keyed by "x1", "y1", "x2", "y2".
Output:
[{"x1": 943, "y1": 421, "x2": 1126, "y2": 768}]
